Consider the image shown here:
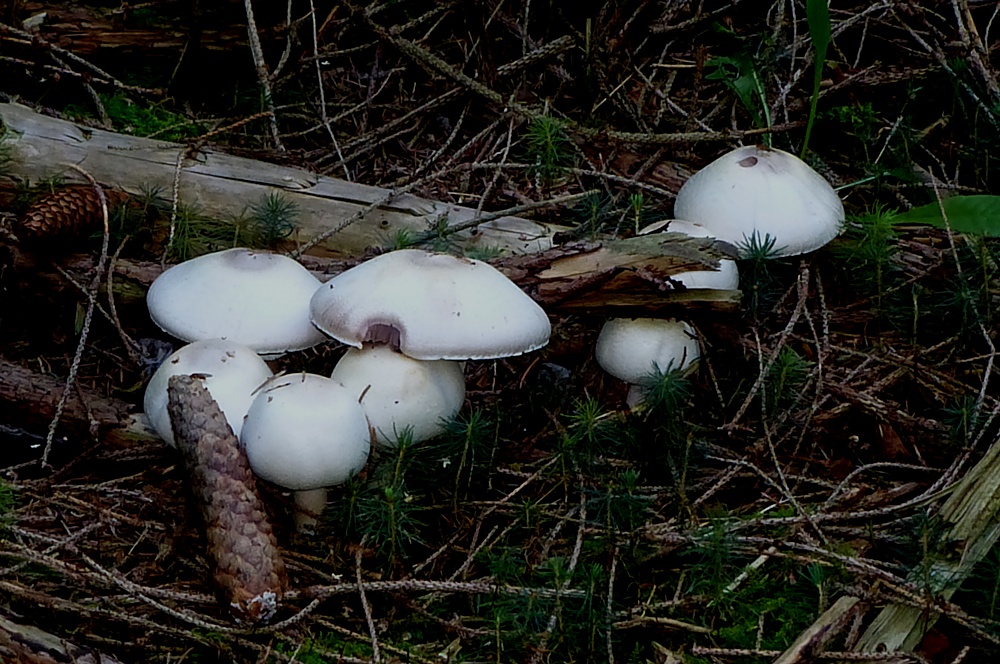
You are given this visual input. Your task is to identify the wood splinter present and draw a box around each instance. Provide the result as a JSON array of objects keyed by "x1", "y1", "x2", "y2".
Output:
[{"x1": 166, "y1": 374, "x2": 288, "y2": 623}]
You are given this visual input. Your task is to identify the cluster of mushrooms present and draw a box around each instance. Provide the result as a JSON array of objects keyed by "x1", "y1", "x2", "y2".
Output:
[
  {"x1": 141, "y1": 144, "x2": 844, "y2": 530},
  {"x1": 143, "y1": 249, "x2": 549, "y2": 530},
  {"x1": 594, "y1": 144, "x2": 844, "y2": 406}
]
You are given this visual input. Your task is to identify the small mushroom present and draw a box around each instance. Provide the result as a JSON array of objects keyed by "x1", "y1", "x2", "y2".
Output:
[
  {"x1": 147, "y1": 248, "x2": 326, "y2": 357},
  {"x1": 595, "y1": 318, "x2": 699, "y2": 407},
  {"x1": 673, "y1": 145, "x2": 844, "y2": 257},
  {"x1": 240, "y1": 373, "x2": 371, "y2": 532},
  {"x1": 143, "y1": 339, "x2": 273, "y2": 446},
  {"x1": 331, "y1": 345, "x2": 466, "y2": 448},
  {"x1": 309, "y1": 249, "x2": 550, "y2": 360}
]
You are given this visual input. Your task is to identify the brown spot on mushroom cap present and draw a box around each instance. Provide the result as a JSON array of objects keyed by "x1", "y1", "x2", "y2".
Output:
[{"x1": 738, "y1": 156, "x2": 758, "y2": 167}]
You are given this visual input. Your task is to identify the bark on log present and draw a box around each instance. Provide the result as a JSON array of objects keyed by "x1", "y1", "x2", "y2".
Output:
[
  {"x1": 12, "y1": 2, "x2": 248, "y2": 56},
  {"x1": 0, "y1": 356, "x2": 156, "y2": 468},
  {"x1": 0, "y1": 102, "x2": 565, "y2": 257}
]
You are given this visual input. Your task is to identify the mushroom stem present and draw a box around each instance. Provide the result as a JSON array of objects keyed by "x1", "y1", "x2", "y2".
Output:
[
  {"x1": 293, "y1": 488, "x2": 328, "y2": 532},
  {"x1": 626, "y1": 384, "x2": 646, "y2": 410}
]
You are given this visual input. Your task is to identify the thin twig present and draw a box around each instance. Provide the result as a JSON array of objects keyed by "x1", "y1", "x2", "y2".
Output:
[
  {"x1": 41, "y1": 166, "x2": 111, "y2": 467},
  {"x1": 356, "y1": 543, "x2": 381, "y2": 664},
  {"x1": 243, "y1": 0, "x2": 285, "y2": 151}
]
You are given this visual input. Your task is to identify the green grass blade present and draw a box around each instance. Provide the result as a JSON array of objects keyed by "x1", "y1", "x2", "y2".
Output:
[{"x1": 801, "y1": 0, "x2": 831, "y2": 157}]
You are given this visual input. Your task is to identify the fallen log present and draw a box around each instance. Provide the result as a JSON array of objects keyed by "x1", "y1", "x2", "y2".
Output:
[
  {"x1": 0, "y1": 102, "x2": 565, "y2": 257},
  {"x1": 56, "y1": 232, "x2": 742, "y2": 316},
  {"x1": 0, "y1": 356, "x2": 155, "y2": 468}
]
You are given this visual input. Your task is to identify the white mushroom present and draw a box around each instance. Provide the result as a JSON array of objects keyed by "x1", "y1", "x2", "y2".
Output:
[
  {"x1": 147, "y1": 248, "x2": 326, "y2": 357},
  {"x1": 637, "y1": 219, "x2": 740, "y2": 290},
  {"x1": 673, "y1": 145, "x2": 844, "y2": 257},
  {"x1": 331, "y1": 346, "x2": 465, "y2": 448},
  {"x1": 310, "y1": 249, "x2": 550, "y2": 360},
  {"x1": 595, "y1": 318, "x2": 699, "y2": 405},
  {"x1": 143, "y1": 339, "x2": 273, "y2": 446},
  {"x1": 240, "y1": 373, "x2": 371, "y2": 531}
]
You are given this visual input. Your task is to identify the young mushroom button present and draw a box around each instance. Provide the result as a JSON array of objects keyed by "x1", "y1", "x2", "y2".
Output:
[
  {"x1": 143, "y1": 339, "x2": 273, "y2": 446},
  {"x1": 595, "y1": 318, "x2": 699, "y2": 385},
  {"x1": 240, "y1": 373, "x2": 371, "y2": 532}
]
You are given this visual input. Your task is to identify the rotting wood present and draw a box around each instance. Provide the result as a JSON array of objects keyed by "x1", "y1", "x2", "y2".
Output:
[
  {"x1": 0, "y1": 102, "x2": 566, "y2": 257},
  {"x1": 854, "y1": 434, "x2": 1000, "y2": 652},
  {"x1": 773, "y1": 595, "x2": 863, "y2": 664},
  {"x1": 0, "y1": 356, "x2": 157, "y2": 460}
]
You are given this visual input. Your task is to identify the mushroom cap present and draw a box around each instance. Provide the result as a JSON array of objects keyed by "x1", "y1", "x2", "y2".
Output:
[
  {"x1": 147, "y1": 248, "x2": 326, "y2": 356},
  {"x1": 595, "y1": 318, "x2": 699, "y2": 385},
  {"x1": 673, "y1": 145, "x2": 844, "y2": 257},
  {"x1": 332, "y1": 346, "x2": 466, "y2": 448},
  {"x1": 310, "y1": 249, "x2": 551, "y2": 360},
  {"x1": 637, "y1": 219, "x2": 740, "y2": 290},
  {"x1": 143, "y1": 339, "x2": 273, "y2": 446},
  {"x1": 240, "y1": 373, "x2": 370, "y2": 490}
]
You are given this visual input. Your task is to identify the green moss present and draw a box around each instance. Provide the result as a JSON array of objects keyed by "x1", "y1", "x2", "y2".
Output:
[{"x1": 65, "y1": 93, "x2": 202, "y2": 141}]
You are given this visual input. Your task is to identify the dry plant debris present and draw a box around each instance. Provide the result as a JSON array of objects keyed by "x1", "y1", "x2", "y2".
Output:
[{"x1": 2, "y1": 1, "x2": 1000, "y2": 662}]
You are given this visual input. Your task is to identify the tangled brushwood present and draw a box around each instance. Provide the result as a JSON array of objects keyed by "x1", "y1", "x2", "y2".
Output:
[{"x1": 3, "y1": 1, "x2": 1000, "y2": 662}]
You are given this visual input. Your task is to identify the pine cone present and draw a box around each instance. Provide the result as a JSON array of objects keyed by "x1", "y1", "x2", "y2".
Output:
[
  {"x1": 18, "y1": 185, "x2": 128, "y2": 241},
  {"x1": 166, "y1": 374, "x2": 288, "y2": 623}
]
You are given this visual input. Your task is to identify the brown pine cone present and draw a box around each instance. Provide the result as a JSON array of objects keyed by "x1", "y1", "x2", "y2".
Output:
[
  {"x1": 166, "y1": 374, "x2": 288, "y2": 623},
  {"x1": 18, "y1": 184, "x2": 128, "y2": 241}
]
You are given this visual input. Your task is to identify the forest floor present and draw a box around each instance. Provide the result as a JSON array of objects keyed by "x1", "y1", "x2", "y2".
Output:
[{"x1": 2, "y1": 1, "x2": 1000, "y2": 663}]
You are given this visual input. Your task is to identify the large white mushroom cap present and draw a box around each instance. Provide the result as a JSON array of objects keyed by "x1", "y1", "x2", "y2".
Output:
[
  {"x1": 595, "y1": 318, "x2": 699, "y2": 385},
  {"x1": 638, "y1": 219, "x2": 740, "y2": 290},
  {"x1": 240, "y1": 373, "x2": 370, "y2": 491},
  {"x1": 147, "y1": 248, "x2": 326, "y2": 356},
  {"x1": 143, "y1": 339, "x2": 273, "y2": 446},
  {"x1": 310, "y1": 249, "x2": 551, "y2": 360},
  {"x1": 332, "y1": 346, "x2": 465, "y2": 448},
  {"x1": 673, "y1": 145, "x2": 844, "y2": 257}
]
